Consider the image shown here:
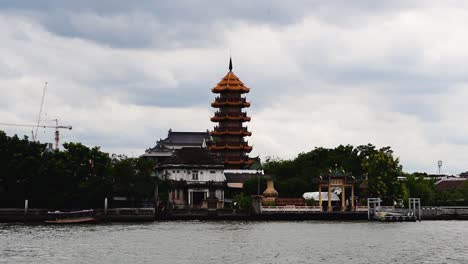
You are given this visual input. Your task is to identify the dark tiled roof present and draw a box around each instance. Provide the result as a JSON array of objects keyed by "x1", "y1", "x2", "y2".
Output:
[
  {"x1": 162, "y1": 147, "x2": 223, "y2": 166},
  {"x1": 146, "y1": 130, "x2": 211, "y2": 153},
  {"x1": 225, "y1": 172, "x2": 265, "y2": 183},
  {"x1": 436, "y1": 179, "x2": 467, "y2": 191},
  {"x1": 248, "y1": 156, "x2": 263, "y2": 170},
  {"x1": 161, "y1": 131, "x2": 210, "y2": 145}
]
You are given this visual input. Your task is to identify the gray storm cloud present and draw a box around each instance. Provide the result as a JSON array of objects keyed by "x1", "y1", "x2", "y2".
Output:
[{"x1": 0, "y1": 1, "x2": 467, "y2": 174}]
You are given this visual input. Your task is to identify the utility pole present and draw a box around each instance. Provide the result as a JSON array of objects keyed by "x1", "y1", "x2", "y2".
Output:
[{"x1": 438, "y1": 160, "x2": 443, "y2": 176}]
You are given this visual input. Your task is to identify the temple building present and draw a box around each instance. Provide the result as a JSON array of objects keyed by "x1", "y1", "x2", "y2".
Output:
[
  {"x1": 209, "y1": 58, "x2": 253, "y2": 169},
  {"x1": 156, "y1": 147, "x2": 225, "y2": 209},
  {"x1": 142, "y1": 129, "x2": 212, "y2": 164}
]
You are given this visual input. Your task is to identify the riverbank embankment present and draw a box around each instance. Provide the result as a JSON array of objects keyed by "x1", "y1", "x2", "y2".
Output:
[{"x1": 1, "y1": 207, "x2": 467, "y2": 222}]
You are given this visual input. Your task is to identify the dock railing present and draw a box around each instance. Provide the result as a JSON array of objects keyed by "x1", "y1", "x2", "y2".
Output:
[
  {"x1": 367, "y1": 197, "x2": 421, "y2": 221},
  {"x1": 261, "y1": 205, "x2": 322, "y2": 213}
]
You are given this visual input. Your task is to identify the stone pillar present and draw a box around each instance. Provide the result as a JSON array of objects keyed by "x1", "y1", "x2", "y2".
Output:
[
  {"x1": 351, "y1": 185, "x2": 355, "y2": 210},
  {"x1": 318, "y1": 185, "x2": 322, "y2": 211},
  {"x1": 341, "y1": 185, "x2": 346, "y2": 211},
  {"x1": 328, "y1": 182, "x2": 332, "y2": 212},
  {"x1": 24, "y1": 199, "x2": 28, "y2": 222},
  {"x1": 104, "y1": 197, "x2": 108, "y2": 216},
  {"x1": 251, "y1": 195, "x2": 263, "y2": 215},
  {"x1": 188, "y1": 190, "x2": 192, "y2": 206}
]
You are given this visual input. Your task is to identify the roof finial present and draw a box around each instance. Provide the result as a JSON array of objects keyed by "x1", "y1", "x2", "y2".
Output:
[{"x1": 229, "y1": 57, "x2": 233, "y2": 72}]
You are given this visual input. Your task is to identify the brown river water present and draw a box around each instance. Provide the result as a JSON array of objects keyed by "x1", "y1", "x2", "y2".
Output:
[{"x1": 0, "y1": 221, "x2": 467, "y2": 264}]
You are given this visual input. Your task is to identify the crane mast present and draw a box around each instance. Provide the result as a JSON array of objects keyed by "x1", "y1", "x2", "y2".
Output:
[
  {"x1": 0, "y1": 82, "x2": 73, "y2": 150},
  {"x1": 33, "y1": 82, "x2": 47, "y2": 141}
]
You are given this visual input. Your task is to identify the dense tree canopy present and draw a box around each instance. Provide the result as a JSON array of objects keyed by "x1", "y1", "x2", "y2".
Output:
[
  {"x1": 262, "y1": 144, "x2": 466, "y2": 206},
  {"x1": 0, "y1": 131, "x2": 155, "y2": 208},
  {"x1": 263, "y1": 144, "x2": 403, "y2": 203}
]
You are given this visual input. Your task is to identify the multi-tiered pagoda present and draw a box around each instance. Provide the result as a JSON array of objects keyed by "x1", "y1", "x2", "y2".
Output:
[{"x1": 209, "y1": 59, "x2": 253, "y2": 169}]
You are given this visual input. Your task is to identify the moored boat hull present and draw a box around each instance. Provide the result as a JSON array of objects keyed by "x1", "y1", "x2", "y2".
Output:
[{"x1": 45, "y1": 217, "x2": 101, "y2": 224}]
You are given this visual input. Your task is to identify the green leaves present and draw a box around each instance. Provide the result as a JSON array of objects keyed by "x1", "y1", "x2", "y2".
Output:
[
  {"x1": 263, "y1": 144, "x2": 403, "y2": 203},
  {"x1": 0, "y1": 130, "x2": 156, "y2": 208}
]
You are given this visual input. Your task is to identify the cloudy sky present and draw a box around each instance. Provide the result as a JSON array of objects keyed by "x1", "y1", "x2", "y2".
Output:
[{"x1": 1, "y1": 1, "x2": 467, "y2": 174}]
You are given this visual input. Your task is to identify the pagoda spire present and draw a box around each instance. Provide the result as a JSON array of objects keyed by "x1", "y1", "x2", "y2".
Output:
[{"x1": 229, "y1": 57, "x2": 233, "y2": 72}]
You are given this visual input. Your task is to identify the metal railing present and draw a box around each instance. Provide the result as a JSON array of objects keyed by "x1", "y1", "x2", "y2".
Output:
[
  {"x1": 213, "y1": 126, "x2": 249, "y2": 132},
  {"x1": 261, "y1": 205, "x2": 322, "y2": 213},
  {"x1": 213, "y1": 112, "x2": 248, "y2": 117},
  {"x1": 213, "y1": 97, "x2": 247, "y2": 103}
]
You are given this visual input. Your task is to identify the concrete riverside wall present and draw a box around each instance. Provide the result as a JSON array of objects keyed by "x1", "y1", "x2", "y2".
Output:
[
  {"x1": 2, "y1": 206, "x2": 468, "y2": 222},
  {"x1": 0, "y1": 208, "x2": 155, "y2": 222},
  {"x1": 0, "y1": 208, "x2": 48, "y2": 222},
  {"x1": 421, "y1": 207, "x2": 468, "y2": 220}
]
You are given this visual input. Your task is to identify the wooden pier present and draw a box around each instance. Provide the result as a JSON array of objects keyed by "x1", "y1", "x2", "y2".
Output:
[{"x1": 367, "y1": 198, "x2": 421, "y2": 222}]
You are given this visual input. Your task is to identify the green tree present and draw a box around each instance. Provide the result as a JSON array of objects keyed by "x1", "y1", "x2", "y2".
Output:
[
  {"x1": 403, "y1": 174, "x2": 436, "y2": 205},
  {"x1": 242, "y1": 176, "x2": 267, "y2": 195},
  {"x1": 0, "y1": 130, "x2": 156, "y2": 209},
  {"x1": 263, "y1": 144, "x2": 403, "y2": 203},
  {"x1": 362, "y1": 147, "x2": 402, "y2": 204}
]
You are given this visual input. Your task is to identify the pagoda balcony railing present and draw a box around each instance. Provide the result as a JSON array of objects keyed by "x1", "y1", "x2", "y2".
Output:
[
  {"x1": 213, "y1": 112, "x2": 248, "y2": 117},
  {"x1": 214, "y1": 141, "x2": 250, "y2": 147},
  {"x1": 213, "y1": 126, "x2": 249, "y2": 132},
  {"x1": 213, "y1": 97, "x2": 247, "y2": 103}
]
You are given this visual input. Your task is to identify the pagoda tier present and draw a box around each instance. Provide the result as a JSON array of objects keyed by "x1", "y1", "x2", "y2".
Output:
[
  {"x1": 209, "y1": 59, "x2": 253, "y2": 169},
  {"x1": 210, "y1": 112, "x2": 251, "y2": 122},
  {"x1": 210, "y1": 126, "x2": 252, "y2": 137},
  {"x1": 224, "y1": 157, "x2": 255, "y2": 166},
  {"x1": 209, "y1": 142, "x2": 253, "y2": 152},
  {"x1": 211, "y1": 97, "x2": 251, "y2": 108}
]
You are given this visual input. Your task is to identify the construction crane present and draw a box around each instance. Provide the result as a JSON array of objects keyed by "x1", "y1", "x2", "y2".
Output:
[
  {"x1": 33, "y1": 82, "x2": 48, "y2": 141},
  {"x1": 0, "y1": 120, "x2": 72, "y2": 150}
]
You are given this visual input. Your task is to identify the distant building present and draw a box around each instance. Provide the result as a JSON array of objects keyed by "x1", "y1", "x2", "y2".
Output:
[
  {"x1": 142, "y1": 129, "x2": 212, "y2": 164},
  {"x1": 156, "y1": 147, "x2": 225, "y2": 209},
  {"x1": 435, "y1": 177, "x2": 467, "y2": 192}
]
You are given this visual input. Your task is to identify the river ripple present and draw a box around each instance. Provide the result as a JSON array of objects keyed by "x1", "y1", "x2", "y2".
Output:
[{"x1": 0, "y1": 221, "x2": 467, "y2": 264}]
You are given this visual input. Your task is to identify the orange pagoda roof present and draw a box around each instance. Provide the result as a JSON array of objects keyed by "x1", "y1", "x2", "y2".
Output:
[{"x1": 212, "y1": 71, "x2": 250, "y2": 94}]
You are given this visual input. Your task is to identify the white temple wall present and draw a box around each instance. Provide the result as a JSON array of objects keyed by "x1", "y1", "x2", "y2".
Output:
[{"x1": 164, "y1": 168, "x2": 225, "y2": 182}]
